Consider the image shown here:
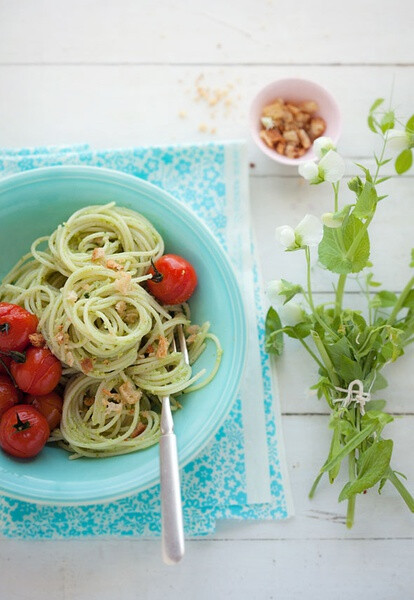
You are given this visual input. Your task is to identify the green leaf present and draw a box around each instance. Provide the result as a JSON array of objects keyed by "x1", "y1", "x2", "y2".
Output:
[
  {"x1": 318, "y1": 214, "x2": 370, "y2": 274},
  {"x1": 279, "y1": 279, "x2": 302, "y2": 304},
  {"x1": 283, "y1": 320, "x2": 312, "y2": 340},
  {"x1": 353, "y1": 181, "x2": 378, "y2": 219},
  {"x1": 365, "y1": 399, "x2": 386, "y2": 412},
  {"x1": 380, "y1": 110, "x2": 395, "y2": 134},
  {"x1": 367, "y1": 115, "x2": 377, "y2": 133},
  {"x1": 375, "y1": 176, "x2": 391, "y2": 185},
  {"x1": 355, "y1": 164, "x2": 373, "y2": 183},
  {"x1": 348, "y1": 176, "x2": 363, "y2": 194},
  {"x1": 374, "y1": 290, "x2": 398, "y2": 308},
  {"x1": 362, "y1": 410, "x2": 393, "y2": 428},
  {"x1": 395, "y1": 149, "x2": 413, "y2": 174},
  {"x1": 321, "y1": 423, "x2": 377, "y2": 474},
  {"x1": 366, "y1": 272, "x2": 381, "y2": 287},
  {"x1": 406, "y1": 114, "x2": 414, "y2": 133},
  {"x1": 369, "y1": 98, "x2": 384, "y2": 113},
  {"x1": 410, "y1": 249, "x2": 414, "y2": 268},
  {"x1": 265, "y1": 307, "x2": 284, "y2": 355},
  {"x1": 369, "y1": 372, "x2": 388, "y2": 392},
  {"x1": 338, "y1": 440, "x2": 393, "y2": 501}
]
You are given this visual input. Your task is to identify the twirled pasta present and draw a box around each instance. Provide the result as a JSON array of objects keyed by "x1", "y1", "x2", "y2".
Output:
[{"x1": 0, "y1": 203, "x2": 222, "y2": 458}]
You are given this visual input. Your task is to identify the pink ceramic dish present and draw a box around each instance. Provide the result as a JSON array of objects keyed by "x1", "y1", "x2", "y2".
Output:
[{"x1": 249, "y1": 78, "x2": 342, "y2": 166}]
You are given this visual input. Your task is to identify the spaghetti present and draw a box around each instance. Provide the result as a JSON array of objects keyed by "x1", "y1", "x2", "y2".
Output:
[{"x1": 0, "y1": 203, "x2": 222, "y2": 458}]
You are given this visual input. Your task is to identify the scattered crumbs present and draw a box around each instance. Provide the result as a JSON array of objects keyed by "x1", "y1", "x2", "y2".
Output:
[
  {"x1": 210, "y1": 127, "x2": 216, "y2": 134},
  {"x1": 198, "y1": 123, "x2": 208, "y2": 133},
  {"x1": 216, "y1": 43, "x2": 222, "y2": 49},
  {"x1": 249, "y1": 162, "x2": 256, "y2": 169},
  {"x1": 178, "y1": 110, "x2": 187, "y2": 118}
]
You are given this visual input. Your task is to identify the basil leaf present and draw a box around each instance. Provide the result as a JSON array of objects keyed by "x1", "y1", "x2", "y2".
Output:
[
  {"x1": 338, "y1": 440, "x2": 393, "y2": 501},
  {"x1": 265, "y1": 307, "x2": 284, "y2": 355}
]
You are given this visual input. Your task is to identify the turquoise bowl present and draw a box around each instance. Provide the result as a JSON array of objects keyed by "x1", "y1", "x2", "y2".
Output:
[{"x1": 0, "y1": 166, "x2": 246, "y2": 505}]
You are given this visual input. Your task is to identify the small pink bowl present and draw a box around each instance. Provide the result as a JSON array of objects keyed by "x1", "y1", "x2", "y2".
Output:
[{"x1": 249, "y1": 78, "x2": 342, "y2": 166}]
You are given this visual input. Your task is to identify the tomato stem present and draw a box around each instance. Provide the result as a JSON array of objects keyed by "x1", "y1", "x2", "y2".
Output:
[
  {"x1": 0, "y1": 357, "x2": 19, "y2": 387},
  {"x1": 13, "y1": 412, "x2": 31, "y2": 432},
  {"x1": 0, "y1": 349, "x2": 26, "y2": 363},
  {"x1": 150, "y1": 259, "x2": 164, "y2": 283},
  {"x1": 0, "y1": 323, "x2": 10, "y2": 334}
]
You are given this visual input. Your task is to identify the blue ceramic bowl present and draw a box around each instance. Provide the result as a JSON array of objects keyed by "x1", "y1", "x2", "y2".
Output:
[{"x1": 0, "y1": 166, "x2": 246, "y2": 505}]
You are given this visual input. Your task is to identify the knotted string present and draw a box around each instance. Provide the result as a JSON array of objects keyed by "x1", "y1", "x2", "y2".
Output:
[{"x1": 333, "y1": 379, "x2": 371, "y2": 415}]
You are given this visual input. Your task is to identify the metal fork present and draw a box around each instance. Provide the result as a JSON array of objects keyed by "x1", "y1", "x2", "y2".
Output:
[{"x1": 159, "y1": 324, "x2": 188, "y2": 564}]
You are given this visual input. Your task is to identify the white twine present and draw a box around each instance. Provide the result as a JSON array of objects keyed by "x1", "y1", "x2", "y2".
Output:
[{"x1": 333, "y1": 379, "x2": 371, "y2": 415}]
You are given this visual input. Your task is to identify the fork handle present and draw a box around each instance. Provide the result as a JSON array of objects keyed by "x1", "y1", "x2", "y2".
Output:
[{"x1": 160, "y1": 432, "x2": 185, "y2": 564}]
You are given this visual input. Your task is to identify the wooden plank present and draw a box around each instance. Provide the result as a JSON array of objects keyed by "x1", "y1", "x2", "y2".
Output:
[
  {"x1": 0, "y1": 536, "x2": 413, "y2": 600},
  {"x1": 1, "y1": 0, "x2": 413, "y2": 65},
  {"x1": 0, "y1": 65, "x2": 412, "y2": 163},
  {"x1": 212, "y1": 415, "x2": 414, "y2": 539}
]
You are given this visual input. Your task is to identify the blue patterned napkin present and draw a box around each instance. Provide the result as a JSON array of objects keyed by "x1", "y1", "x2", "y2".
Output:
[{"x1": 0, "y1": 141, "x2": 292, "y2": 538}]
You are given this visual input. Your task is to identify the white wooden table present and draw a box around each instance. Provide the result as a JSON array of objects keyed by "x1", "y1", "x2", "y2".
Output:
[{"x1": 0, "y1": 1, "x2": 413, "y2": 598}]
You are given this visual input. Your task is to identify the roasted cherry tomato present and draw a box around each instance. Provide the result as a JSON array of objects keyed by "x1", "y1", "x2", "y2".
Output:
[
  {"x1": 26, "y1": 392, "x2": 63, "y2": 431},
  {"x1": 11, "y1": 347, "x2": 62, "y2": 396},
  {"x1": 0, "y1": 375, "x2": 19, "y2": 419},
  {"x1": 0, "y1": 404, "x2": 49, "y2": 458},
  {"x1": 147, "y1": 254, "x2": 198, "y2": 305},
  {"x1": 0, "y1": 303, "x2": 38, "y2": 352}
]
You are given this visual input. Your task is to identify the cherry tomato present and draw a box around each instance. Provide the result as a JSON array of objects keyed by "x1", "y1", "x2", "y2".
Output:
[
  {"x1": 0, "y1": 375, "x2": 19, "y2": 419},
  {"x1": 147, "y1": 254, "x2": 198, "y2": 304},
  {"x1": 0, "y1": 302, "x2": 38, "y2": 352},
  {"x1": 26, "y1": 392, "x2": 63, "y2": 431},
  {"x1": 11, "y1": 347, "x2": 62, "y2": 396},
  {"x1": 0, "y1": 404, "x2": 49, "y2": 458}
]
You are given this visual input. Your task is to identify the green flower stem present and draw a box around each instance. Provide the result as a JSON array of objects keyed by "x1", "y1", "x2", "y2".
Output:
[
  {"x1": 311, "y1": 331, "x2": 340, "y2": 387},
  {"x1": 298, "y1": 338, "x2": 325, "y2": 371},
  {"x1": 346, "y1": 450, "x2": 357, "y2": 529},
  {"x1": 305, "y1": 247, "x2": 339, "y2": 340},
  {"x1": 332, "y1": 182, "x2": 340, "y2": 212},
  {"x1": 387, "y1": 468, "x2": 414, "y2": 512},
  {"x1": 373, "y1": 135, "x2": 388, "y2": 183},
  {"x1": 387, "y1": 276, "x2": 414, "y2": 326},
  {"x1": 335, "y1": 274, "x2": 347, "y2": 318}
]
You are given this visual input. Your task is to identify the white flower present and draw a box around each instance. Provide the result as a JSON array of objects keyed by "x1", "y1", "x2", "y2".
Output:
[
  {"x1": 261, "y1": 116, "x2": 275, "y2": 130},
  {"x1": 280, "y1": 302, "x2": 304, "y2": 326},
  {"x1": 295, "y1": 214, "x2": 323, "y2": 247},
  {"x1": 276, "y1": 215, "x2": 323, "y2": 250},
  {"x1": 298, "y1": 160, "x2": 319, "y2": 181},
  {"x1": 275, "y1": 225, "x2": 296, "y2": 250},
  {"x1": 386, "y1": 129, "x2": 413, "y2": 152},
  {"x1": 318, "y1": 150, "x2": 345, "y2": 183},
  {"x1": 322, "y1": 212, "x2": 343, "y2": 228},
  {"x1": 266, "y1": 279, "x2": 284, "y2": 307},
  {"x1": 313, "y1": 136, "x2": 336, "y2": 158}
]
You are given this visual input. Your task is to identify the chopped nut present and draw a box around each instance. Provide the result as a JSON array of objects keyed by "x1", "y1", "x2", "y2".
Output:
[
  {"x1": 115, "y1": 272, "x2": 131, "y2": 295},
  {"x1": 115, "y1": 300, "x2": 127, "y2": 317},
  {"x1": 106, "y1": 259, "x2": 123, "y2": 271},
  {"x1": 84, "y1": 396, "x2": 95, "y2": 407},
  {"x1": 309, "y1": 117, "x2": 326, "y2": 139},
  {"x1": 65, "y1": 351, "x2": 74, "y2": 367},
  {"x1": 130, "y1": 422, "x2": 147, "y2": 438},
  {"x1": 80, "y1": 357, "x2": 94, "y2": 374},
  {"x1": 67, "y1": 290, "x2": 78, "y2": 303},
  {"x1": 260, "y1": 97, "x2": 326, "y2": 157},
  {"x1": 156, "y1": 335, "x2": 169, "y2": 358},
  {"x1": 91, "y1": 248, "x2": 106, "y2": 262},
  {"x1": 119, "y1": 381, "x2": 142, "y2": 405},
  {"x1": 124, "y1": 310, "x2": 138, "y2": 324},
  {"x1": 299, "y1": 100, "x2": 319, "y2": 114},
  {"x1": 260, "y1": 128, "x2": 283, "y2": 148},
  {"x1": 298, "y1": 128, "x2": 312, "y2": 149},
  {"x1": 283, "y1": 129, "x2": 300, "y2": 144},
  {"x1": 29, "y1": 332, "x2": 46, "y2": 347}
]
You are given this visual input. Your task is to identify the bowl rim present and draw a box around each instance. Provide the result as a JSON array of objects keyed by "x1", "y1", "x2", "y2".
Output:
[
  {"x1": 249, "y1": 77, "x2": 342, "y2": 166},
  {"x1": 0, "y1": 165, "x2": 248, "y2": 505}
]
